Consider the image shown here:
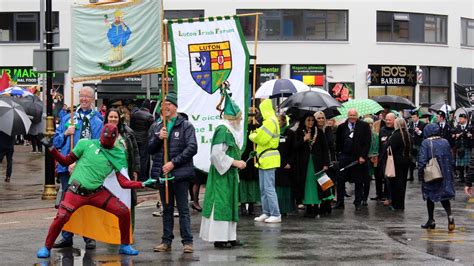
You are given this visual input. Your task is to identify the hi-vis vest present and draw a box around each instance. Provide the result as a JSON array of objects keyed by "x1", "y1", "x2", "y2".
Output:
[{"x1": 249, "y1": 99, "x2": 281, "y2": 169}]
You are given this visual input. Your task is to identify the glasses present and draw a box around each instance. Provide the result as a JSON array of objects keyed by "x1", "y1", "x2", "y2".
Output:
[{"x1": 79, "y1": 95, "x2": 92, "y2": 99}]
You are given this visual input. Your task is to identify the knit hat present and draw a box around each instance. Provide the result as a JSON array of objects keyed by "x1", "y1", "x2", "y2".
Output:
[
  {"x1": 165, "y1": 91, "x2": 178, "y2": 107},
  {"x1": 216, "y1": 81, "x2": 241, "y2": 120}
]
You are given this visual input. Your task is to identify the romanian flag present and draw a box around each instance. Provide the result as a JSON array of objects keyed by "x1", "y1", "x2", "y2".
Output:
[
  {"x1": 63, "y1": 143, "x2": 133, "y2": 244},
  {"x1": 292, "y1": 75, "x2": 325, "y2": 86}
]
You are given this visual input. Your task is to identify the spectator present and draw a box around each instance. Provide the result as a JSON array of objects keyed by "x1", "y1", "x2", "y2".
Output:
[
  {"x1": 0, "y1": 131, "x2": 15, "y2": 182},
  {"x1": 275, "y1": 113, "x2": 295, "y2": 216},
  {"x1": 130, "y1": 99, "x2": 154, "y2": 181}
]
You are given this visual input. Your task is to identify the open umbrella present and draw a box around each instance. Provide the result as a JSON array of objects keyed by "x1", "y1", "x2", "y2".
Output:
[
  {"x1": 0, "y1": 86, "x2": 34, "y2": 97},
  {"x1": 255, "y1": 78, "x2": 311, "y2": 99},
  {"x1": 429, "y1": 103, "x2": 453, "y2": 113},
  {"x1": 10, "y1": 95, "x2": 44, "y2": 123},
  {"x1": 335, "y1": 99, "x2": 383, "y2": 121},
  {"x1": 284, "y1": 106, "x2": 341, "y2": 120},
  {"x1": 372, "y1": 95, "x2": 415, "y2": 110},
  {"x1": 279, "y1": 90, "x2": 341, "y2": 110},
  {"x1": 0, "y1": 98, "x2": 31, "y2": 136}
]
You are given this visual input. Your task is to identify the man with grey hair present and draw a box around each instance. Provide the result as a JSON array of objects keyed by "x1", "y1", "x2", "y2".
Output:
[
  {"x1": 335, "y1": 108, "x2": 371, "y2": 210},
  {"x1": 375, "y1": 112, "x2": 396, "y2": 202},
  {"x1": 52, "y1": 86, "x2": 103, "y2": 249}
]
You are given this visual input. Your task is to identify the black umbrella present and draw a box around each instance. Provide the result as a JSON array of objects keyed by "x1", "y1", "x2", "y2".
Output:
[
  {"x1": 279, "y1": 91, "x2": 341, "y2": 110},
  {"x1": 428, "y1": 103, "x2": 452, "y2": 113},
  {"x1": 0, "y1": 98, "x2": 31, "y2": 136},
  {"x1": 285, "y1": 106, "x2": 341, "y2": 119},
  {"x1": 372, "y1": 95, "x2": 415, "y2": 110},
  {"x1": 13, "y1": 95, "x2": 43, "y2": 123}
]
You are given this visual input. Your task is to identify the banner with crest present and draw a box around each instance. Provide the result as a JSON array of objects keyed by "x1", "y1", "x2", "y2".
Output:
[
  {"x1": 71, "y1": 0, "x2": 162, "y2": 81},
  {"x1": 169, "y1": 16, "x2": 249, "y2": 172}
]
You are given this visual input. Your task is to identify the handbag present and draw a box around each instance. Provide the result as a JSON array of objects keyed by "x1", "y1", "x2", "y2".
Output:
[
  {"x1": 384, "y1": 146, "x2": 396, "y2": 178},
  {"x1": 424, "y1": 140, "x2": 443, "y2": 183}
]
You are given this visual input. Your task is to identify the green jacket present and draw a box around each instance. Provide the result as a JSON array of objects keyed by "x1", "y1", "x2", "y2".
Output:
[{"x1": 249, "y1": 99, "x2": 280, "y2": 169}]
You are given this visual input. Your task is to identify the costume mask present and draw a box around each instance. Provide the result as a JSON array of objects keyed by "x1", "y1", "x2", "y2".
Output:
[{"x1": 100, "y1": 123, "x2": 118, "y2": 149}]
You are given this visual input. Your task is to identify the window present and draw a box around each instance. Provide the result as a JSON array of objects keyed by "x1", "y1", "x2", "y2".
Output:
[
  {"x1": 238, "y1": 9, "x2": 348, "y2": 41},
  {"x1": 164, "y1": 10, "x2": 204, "y2": 20},
  {"x1": 0, "y1": 12, "x2": 59, "y2": 43},
  {"x1": 461, "y1": 18, "x2": 474, "y2": 47},
  {"x1": 376, "y1": 11, "x2": 447, "y2": 44},
  {"x1": 419, "y1": 66, "x2": 451, "y2": 105}
]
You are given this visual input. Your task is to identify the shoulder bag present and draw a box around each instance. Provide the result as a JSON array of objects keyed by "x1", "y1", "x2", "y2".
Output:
[
  {"x1": 424, "y1": 140, "x2": 443, "y2": 183},
  {"x1": 385, "y1": 146, "x2": 396, "y2": 178}
]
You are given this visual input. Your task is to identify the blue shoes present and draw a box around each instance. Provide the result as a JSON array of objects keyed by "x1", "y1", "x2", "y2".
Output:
[
  {"x1": 37, "y1": 247, "x2": 50, "y2": 258},
  {"x1": 119, "y1": 244, "x2": 139, "y2": 256}
]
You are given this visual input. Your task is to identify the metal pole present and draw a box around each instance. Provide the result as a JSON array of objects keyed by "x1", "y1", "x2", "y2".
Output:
[
  {"x1": 42, "y1": 0, "x2": 57, "y2": 200},
  {"x1": 146, "y1": 74, "x2": 151, "y2": 99}
]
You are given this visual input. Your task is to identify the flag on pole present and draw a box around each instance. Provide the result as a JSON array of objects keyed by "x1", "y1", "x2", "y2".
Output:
[
  {"x1": 71, "y1": 0, "x2": 163, "y2": 81},
  {"x1": 169, "y1": 16, "x2": 250, "y2": 172}
]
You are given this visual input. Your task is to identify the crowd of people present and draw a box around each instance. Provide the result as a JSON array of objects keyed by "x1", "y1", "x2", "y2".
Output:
[{"x1": 22, "y1": 84, "x2": 474, "y2": 257}]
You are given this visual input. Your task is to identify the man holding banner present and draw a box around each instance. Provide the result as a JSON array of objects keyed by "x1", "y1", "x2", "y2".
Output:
[{"x1": 148, "y1": 92, "x2": 198, "y2": 253}]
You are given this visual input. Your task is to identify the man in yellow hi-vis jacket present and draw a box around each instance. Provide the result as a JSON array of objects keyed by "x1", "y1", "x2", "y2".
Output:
[{"x1": 249, "y1": 99, "x2": 281, "y2": 223}]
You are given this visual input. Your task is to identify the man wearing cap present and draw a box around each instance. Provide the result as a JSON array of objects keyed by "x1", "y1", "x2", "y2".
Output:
[
  {"x1": 437, "y1": 110, "x2": 454, "y2": 148},
  {"x1": 148, "y1": 91, "x2": 198, "y2": 253},
  {"x1": 199, "y1": 83, "x2": 246, "y2": 248},
  {"x1": 408, "y1": 110, "x2": 425, "y2": 181},
  {"x1": 453, "y1": 113, "x2": 472, "y2": 183}
]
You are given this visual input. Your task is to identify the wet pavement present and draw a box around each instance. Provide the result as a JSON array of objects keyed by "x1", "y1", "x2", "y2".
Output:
[{"x1": 1, "y1": 147, "x2": 474, "y2": 265}]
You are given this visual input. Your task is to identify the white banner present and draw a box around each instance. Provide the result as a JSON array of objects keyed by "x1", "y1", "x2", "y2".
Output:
[{"x1": 169, "y1": 16, "x2": 250, "y2": 172}]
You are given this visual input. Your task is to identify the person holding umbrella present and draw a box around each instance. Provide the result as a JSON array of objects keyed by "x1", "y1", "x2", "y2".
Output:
[{"x1": 334, "y1": 109, "x2": 371, "y2": 210}]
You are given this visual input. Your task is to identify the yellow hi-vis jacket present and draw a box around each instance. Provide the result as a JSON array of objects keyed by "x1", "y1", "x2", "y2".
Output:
[{"x1": 249, "y1": 99, "x2": 280, "y2": 169}]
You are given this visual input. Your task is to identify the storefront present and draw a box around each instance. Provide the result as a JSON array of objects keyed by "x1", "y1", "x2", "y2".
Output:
[
  {"x1": 290, "y1": 64, "x2": 325, "y2": 87},
  {"x1": 368, "y1": 64, "x2": 417, "y2": 103},
  {"x1": 249, "y1": 64, "x2": 281, "y2": 97}
]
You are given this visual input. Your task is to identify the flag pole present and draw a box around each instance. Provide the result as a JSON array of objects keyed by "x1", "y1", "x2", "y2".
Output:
[
  {"x1": 70, "y1": 79, "x2": 75, "y2": 151},
  {"x1": 251, "y1": 14, "x2": 260, "y2": 164},
  {"x1": 162, "y1": 19, "x2": 170, "y2": 205}
]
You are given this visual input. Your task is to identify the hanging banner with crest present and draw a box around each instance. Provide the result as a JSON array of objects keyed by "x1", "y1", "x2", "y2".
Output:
[
  {"x1": 169, "y1": 16, "x2": 249, "y2": 172},
  {"x1": 71, "y1": 0, "x2": 162, "y2": 81}
]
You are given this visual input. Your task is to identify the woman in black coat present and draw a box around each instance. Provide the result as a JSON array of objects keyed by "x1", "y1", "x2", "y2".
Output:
[
  {"x1": 275, "y1": 114, "x2": 295, "y2": 216},
  {"x1": 294, "y1": 113, "x2": 329, "y2": 217},
  {"x1": 387, "y1": 117, "x2": 411, "y2": 210}
]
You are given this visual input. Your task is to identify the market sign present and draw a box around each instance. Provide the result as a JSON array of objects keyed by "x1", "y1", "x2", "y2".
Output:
[
  {"x1": 0, "y1": 66, "x2": 63, "y2": 85},
  {"x1": 369, "y1": 65, "x2": 416, "y2": 86},
  {"x1": 249, "y1": 65, "x2": 281, "y2": 95},
  {"x1": 290, "y1": 65, "x2": 325, "y2": 86}
]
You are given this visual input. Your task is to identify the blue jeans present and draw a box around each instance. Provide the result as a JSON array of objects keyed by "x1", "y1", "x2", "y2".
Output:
[
  {"x1": 159, "y1": 180, "x2": 193, "y2": 245},
  {"x1": 58, "y1": 172, "x2": 92, "y2": 243},
  {"x1": 258, "y1": 169, "x2": 280, "y2": 217}
]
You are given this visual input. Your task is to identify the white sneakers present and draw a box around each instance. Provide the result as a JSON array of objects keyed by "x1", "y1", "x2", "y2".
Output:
[
  {"x1": 254, "y1": 214, "x2": 269, "y2": 222},
  {"x1": 264, "y1": 215, "x2": 281, "y2": 223},
  {"x1": 254, "y1": 214, "x2": 281, "y2": 223}
]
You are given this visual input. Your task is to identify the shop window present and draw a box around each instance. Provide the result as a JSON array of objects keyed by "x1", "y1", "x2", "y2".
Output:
[
  {"x1": 368, "y1": 86, "x2": 414, "y2": 104},
  {"x1": 461, "y1": 18, "x2": 474, "y2": 47},
  {"x1": 238, "y1": 9, "x2": 348, "y2": 41},
  {"x1": 0, "y1": 12, "x2": 59, "y2": 43},
  {"x1": 164, "y1": 10, "x2": 204, "y2": 20},
  {"x1": 419, "y1": 66, "x2": 451, "y2": 105},
  {"x1": 377, "y1": 11, "x2": 447, "y2": 44}
]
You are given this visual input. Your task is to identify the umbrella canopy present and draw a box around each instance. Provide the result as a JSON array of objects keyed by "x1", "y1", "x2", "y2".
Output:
[
  {"x1": 429, "y1": 103, "x2": 453, "y2": 113},
  {"x1": 10, "y1": 95, "x2": 44, "y2": 123},
  {"x1": 0, "y1": 98, "x2": 31, "y2": 136},
  {"x1": 372, "y1": 95, "x2": 415, "y2": 110},
  {"x1": 0, "y1": 86, "x2": 34, "y2": 97},
  {"x1": 279, "y1": 90, "x2": 341, "y2": 110},
  {"x1": 255, "y1": 78, "x2": 311, "y2": 99},
  {"x1": 284, "y1": 106, "x2": 341, "y2": 120},
  {"x1": 335, "y1": 99, "x2": 383, "y2": 121}
]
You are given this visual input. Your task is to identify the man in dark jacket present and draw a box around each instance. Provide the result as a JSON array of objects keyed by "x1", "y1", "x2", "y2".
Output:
[
  {"x1": 453, "y1": 113, "x2": 472, "y2": 182},
  {"x1": 148, "y1": 92, "x2": 197, "y2": 253},
  {"x1": 0, "y1": 131, "x2": 15, "y2": 182},
  {"x1": 335, "y1": 108, "x2": 371, "y2": 210},
  {"x1": 408, "y1": 110, "x2": 425, "y2": 180},
  {"x1": 130, "y1": 99, "x2": 155, "y2": 181},
  {"x1": 437, "y1": 110, "x2": 454, "y2": 147}
]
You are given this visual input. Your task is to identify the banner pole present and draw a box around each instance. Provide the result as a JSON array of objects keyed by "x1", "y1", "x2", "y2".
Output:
[
  {"x1": 251, "y1": 14, "x2": 260, "y2": 164},
  {"x1": 162, "y1": 19, "x2": 170, "y2": 205},
  {"x1": 70, "y1": 79, "x2": 75, "y2": 151}
]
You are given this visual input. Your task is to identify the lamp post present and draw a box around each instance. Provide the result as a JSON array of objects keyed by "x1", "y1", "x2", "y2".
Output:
[{"x1": 42, "y1": 0, "x2": 57, "y2": 200}]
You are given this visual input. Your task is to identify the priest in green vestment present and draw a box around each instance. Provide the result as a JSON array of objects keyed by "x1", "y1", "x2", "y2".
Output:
[{"x1": 199, "y1": 82, "x2": 247, "y2": 248}]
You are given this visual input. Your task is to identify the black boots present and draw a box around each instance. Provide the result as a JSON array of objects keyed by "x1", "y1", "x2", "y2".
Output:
[
  {"x1": 448, "y1": 216, "x2": 455, "y2": 232},
  {"x1": 421, "y1": 219, "x2": 436, "y2": 229}
]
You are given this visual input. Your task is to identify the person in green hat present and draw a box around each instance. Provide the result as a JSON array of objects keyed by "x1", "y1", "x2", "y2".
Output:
[{"x1": 199, "y1": 81, "x2": 247, "y2": 248}]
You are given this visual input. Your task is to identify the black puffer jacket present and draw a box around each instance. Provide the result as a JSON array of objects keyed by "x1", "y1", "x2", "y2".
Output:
[
  {"x1": 148, "y1": 115, "x2": 197, "y2": 182},
  {"x1": 130, "y1": 108, "x2": 154, "y2": 144}
]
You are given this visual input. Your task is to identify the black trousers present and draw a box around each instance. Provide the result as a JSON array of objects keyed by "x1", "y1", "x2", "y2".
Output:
[
  {"x1": 336, "y1": 174, "x2": 363, "y2": 206},
  {"x1": 0, "y1": 148, "x2": 14, "y2": 177},
  {"x1": 137, "y1": 142, "x2": 150, "y2": 182},
  {"x1": 388, "y1": 163, "x2": 409, "y2": 209},
  {"x1": 30, "y1": 134, "x2": 43, "y2": 152}
]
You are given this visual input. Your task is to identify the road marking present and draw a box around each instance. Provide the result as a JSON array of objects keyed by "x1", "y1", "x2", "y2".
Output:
[{"x1": 0, "y1": 221, "x2": 20, "y2": 225}]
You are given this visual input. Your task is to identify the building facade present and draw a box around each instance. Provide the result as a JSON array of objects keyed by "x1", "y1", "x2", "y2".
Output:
[{"x1": 1, "y1": 0, "x2": 473, "y2": 108}]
